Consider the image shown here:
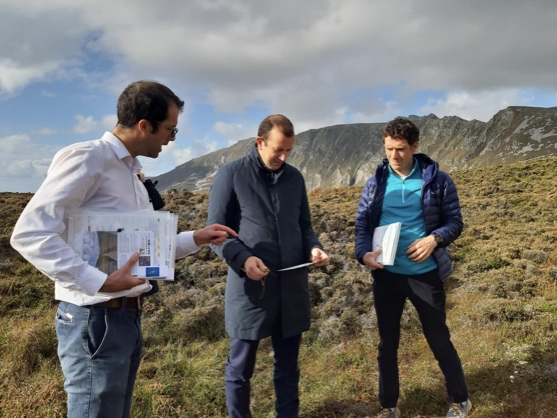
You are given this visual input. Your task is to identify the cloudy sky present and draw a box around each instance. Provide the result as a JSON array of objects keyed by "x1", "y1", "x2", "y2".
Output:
[{"x1": 1, "y1": 0, "x2": 556, "y2": 192}]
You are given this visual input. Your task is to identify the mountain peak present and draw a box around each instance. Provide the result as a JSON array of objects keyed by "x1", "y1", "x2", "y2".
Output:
[{"x1": 155, "y1": 107, "x2": 557, "y2": 192}]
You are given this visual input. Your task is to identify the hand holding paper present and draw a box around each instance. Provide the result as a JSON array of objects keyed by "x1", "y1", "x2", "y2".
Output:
[
  {"x1": 372, "y1": 222, "x2": 401, "y2": 266},
  {"x1": 67, "y1": 209, "x2": 178, "y2": 280},
  {"x1": 99, "y1": 253, "x2": 146, "y2": 292},
  {"x1": 278, "y1": 248, "x2": 330, "y2": 271},
  {"x1": 310, "y1": 247, "x2": 329, "y2": 267}
]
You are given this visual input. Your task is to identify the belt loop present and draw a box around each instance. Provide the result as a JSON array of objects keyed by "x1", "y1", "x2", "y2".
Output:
[
  {"x1": 138, "y1": 296, "x2": 143, "y2": 312},
  {"x1": 121, "y1": 296, "x2": 127, "y2": 311}
]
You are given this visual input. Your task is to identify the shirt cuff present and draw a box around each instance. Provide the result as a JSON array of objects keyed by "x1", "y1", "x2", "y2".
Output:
[
  {"x1": 176, "y1": 231, "x2": 201, "y2": 259},
  {"x1": 78, "y1": 264, "x2": 109, "y2": 296}
]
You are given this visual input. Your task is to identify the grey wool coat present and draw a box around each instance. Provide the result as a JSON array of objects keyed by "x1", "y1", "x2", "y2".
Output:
[{"x1": 207, "y1": 144, "x2": 323, "y2": 340}]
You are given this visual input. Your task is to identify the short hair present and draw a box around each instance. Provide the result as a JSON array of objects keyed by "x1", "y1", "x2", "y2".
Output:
[
  {"x1": 116, "y1": 80, "x2": 185, "y2": 133},
  {"x1": 257, "y1": 114, "x2": 295, "y2": 141},
  {"x1": 383, "y1": 117, "x2": 420, "y2": 145}
]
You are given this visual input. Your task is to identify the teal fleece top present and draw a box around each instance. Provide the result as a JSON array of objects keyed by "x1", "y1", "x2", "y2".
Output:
[{"x1": 380, "y1": 159, "x2": 437, "y2": 275}]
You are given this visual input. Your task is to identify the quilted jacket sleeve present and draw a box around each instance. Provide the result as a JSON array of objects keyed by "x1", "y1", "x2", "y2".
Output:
[
  {"x1": 355, "y1": 177, "x2": 377, "y2": 264},
  {"x1": 426, "y1": 171, "x2": 463, "y2": 247}
]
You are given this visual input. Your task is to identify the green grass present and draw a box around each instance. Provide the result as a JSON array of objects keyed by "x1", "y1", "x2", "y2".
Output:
[{"x1": 1, "y1": 157, "x2": 557, "y2": 417}]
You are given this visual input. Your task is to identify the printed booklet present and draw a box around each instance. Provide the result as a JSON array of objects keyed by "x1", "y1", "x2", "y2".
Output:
[
  {"x1": 372, "y1": 222, "x2": 401, "y2": 265},
  {"x1": 66, "y1": 209, "x2": 178, "y2": 280}
]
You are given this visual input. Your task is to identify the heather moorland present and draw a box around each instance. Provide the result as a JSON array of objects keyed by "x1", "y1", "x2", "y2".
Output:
[{"x1": 1, "y1": 157, "x2": 556, "y2": 417}]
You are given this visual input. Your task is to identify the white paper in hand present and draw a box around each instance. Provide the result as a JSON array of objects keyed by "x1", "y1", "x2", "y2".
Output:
[
  {"x1": 278, "y1": 262, "x2": 315, "y2": 271},
  {"x1": 372, "y1": 222, "x2": 401, "y2": 265}
]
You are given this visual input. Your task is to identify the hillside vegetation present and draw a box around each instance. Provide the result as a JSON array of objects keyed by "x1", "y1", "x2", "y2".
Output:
[{"x1": 0, "y1": 157, "x2": 556, "y2": 417}]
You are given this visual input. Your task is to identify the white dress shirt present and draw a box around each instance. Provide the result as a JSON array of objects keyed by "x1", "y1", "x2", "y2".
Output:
[{"x1": 11, "y1": 132, "x2": 199, "y2": 305}]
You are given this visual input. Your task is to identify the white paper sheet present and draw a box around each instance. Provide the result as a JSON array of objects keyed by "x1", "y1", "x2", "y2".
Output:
[
  {"x1": 278, "y1": 262, "x2": 315, "y2": 271},
  {"x1": 66, "y1": 209, "x2": 178, "y2": 280}
]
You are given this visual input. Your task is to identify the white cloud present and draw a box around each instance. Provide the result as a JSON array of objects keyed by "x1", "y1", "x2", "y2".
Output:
[
  {"x1": 98, "y1": 1, "x2": 556, "y2": 122},
  {"x1": 73, "y1": 114, "x2": 116, "y2": 134},
  {"x1": 169, "y1": 140, "x2": 219, "y2": 166},
  {"x1": 101, "y1": 115, "x2": 117, "y2": 130},
  {"x1": 170, "y1": 147, "x2": 195, "y2": 166},
  {"x1": 34, "y1": 128, "x2": 57, "y2": 136},
  {"x1": 138, "y1": 139, "x2": 220, "y2": 178},
  {"x1": 2, "y1": 0, "x2": 557, "y2": 121},
  {"x1": 348, "y1": 101, "x2": 402, "y2": 125},
  {"x1": 0, "y1": 134, "x2": 58, "y2": 192},
  {"x1": 419, "y1": 90, "x2": 536, "y2": 122},
  {"x1": 1, "y1": 134, "x2": 30, "y2": 153},
  {"x1": 73, "y1": 115, "x2": 96, "y2": 134},
  {"x1": 41, "y1": 90, "x2": 56, "y2": 98},
  {"x1": 213, "y1": 121, "x2": 255, "y2": 145},
  {"x1": 0, "y1": 1, "x2": 88, "y2": 95},
  {"x1": 0, "y1": 59, "x2": 61, "y2": 96}
]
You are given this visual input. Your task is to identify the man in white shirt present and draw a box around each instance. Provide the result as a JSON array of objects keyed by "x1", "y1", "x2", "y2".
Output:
[{"x1": 10, "y1": 80, "x2": 236, "y2": 418}]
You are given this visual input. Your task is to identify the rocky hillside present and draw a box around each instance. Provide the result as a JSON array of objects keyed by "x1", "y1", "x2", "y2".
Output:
[{"x1": 154, "y1": 106, "x2": 557, "y2": 192}]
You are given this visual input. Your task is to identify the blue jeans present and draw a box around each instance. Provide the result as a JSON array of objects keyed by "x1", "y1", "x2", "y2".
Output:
[
  {"x1": 55, "y1": 302, "x2": 143, "y2": 418},
  {"x1": 225, "y1": 331, "x2": 302, "y2": 418},
  {"x1": 372, "y1": 269, "x2": 468, "y2": 408}
]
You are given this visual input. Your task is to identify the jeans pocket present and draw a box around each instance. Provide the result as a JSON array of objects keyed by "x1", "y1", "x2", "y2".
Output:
[
  {"x1": 86, "y1": 310, "x2": 109, "y2": 358},
  {"x1": 56, "y1": 308, "x2": 74, "y2": 325}
]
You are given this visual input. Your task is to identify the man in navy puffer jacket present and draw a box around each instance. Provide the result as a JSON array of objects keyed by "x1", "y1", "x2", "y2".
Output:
[{"x1": 355, "y1": 117, "x2": 471, "y2": 418}]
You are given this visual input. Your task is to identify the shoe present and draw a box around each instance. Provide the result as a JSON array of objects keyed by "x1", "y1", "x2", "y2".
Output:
[
  {"x1": 378, "y1": 407, "x2": 401, "y2": 418},
  {"x1": 446, "y1": 399, "x2": 472, "y2": 417}
]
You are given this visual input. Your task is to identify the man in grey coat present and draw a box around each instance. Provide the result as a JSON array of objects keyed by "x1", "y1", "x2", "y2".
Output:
[{"x1": 207, "y1": 114, "x2": 329, "y2": 418}]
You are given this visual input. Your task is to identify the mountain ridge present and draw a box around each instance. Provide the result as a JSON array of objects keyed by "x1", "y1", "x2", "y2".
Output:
[{"x1": 154, "y1": 106, "x2": 557, "y2": 192}]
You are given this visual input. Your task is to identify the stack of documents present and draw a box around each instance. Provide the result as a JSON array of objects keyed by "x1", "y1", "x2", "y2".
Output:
[
  {"x1": 372, "y1": 222, "x2": 401, "y2": 266},
  {"x1": 66, "y1": 210, "x2": 178, "y2": 280}
]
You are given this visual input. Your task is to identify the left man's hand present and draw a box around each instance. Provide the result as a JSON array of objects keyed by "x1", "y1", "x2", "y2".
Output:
[
  {"x1": 310, "y1": 248, "x2": 329, "y2": 267},
  {"x1": 100, "y1": 253, "x2": 146, "y2": 292},
  {"x1": 406, "y1": 235, "x2": 437, "y2": 263},
  {"x1": 193, "y1": 224, "x2": 238, "y2": 246}
]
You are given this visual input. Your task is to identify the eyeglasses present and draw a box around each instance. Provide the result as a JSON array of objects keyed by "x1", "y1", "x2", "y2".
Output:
[
  {"x1": 152, "y1": 121, "x2": 178, "y2": 138},
  {"x1": 167, "y1": 126, "x2": 178, "y2": 137}
]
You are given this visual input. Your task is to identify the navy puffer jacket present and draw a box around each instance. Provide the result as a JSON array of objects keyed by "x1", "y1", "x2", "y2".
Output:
[{"x1": 355, "y1": 153, "x2": 463, "y2": 281}]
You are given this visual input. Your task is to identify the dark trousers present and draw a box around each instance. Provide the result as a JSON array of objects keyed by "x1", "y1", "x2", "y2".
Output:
[
  {"x1": 372, "y1": 269, "x2": 468, "y2": 408},
  {"x1": 225, "y1": 330, "x2": 302, "y2": 418}
]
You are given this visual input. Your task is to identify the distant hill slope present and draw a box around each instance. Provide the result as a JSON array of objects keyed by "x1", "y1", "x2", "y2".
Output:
[{"x1": 154, "y1": 106, "x2": 557, "y2": 192}]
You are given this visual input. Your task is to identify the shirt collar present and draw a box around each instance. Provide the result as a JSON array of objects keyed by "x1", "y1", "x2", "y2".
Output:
[
  {"x1": 102, "y1": 132, "x2": 143, "y2": 172},
  {"x1": 388, "y1": 157, "x2": 418, "y2": 178},
  {"x1": 249, "y1": 143, "x2": 285, "y2": 185}
]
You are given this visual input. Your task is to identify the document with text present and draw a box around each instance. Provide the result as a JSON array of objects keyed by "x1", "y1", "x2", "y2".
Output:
[{"x1": 66, "y1": 210, "x2": 178, "y2": 280}]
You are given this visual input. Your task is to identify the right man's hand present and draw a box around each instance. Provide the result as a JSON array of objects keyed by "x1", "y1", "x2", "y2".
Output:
[
  {"x1": 243, "y1": 256, "x2": 269, "y2": 281},
  {"x1": 362, "y1": 249, "x2": 384, "y2": 271},
  {"x1": 99, "y1": 253, "x2": 146, "y2": 292}
]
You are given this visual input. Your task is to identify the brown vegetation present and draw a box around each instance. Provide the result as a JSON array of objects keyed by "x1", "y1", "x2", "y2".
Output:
[{"x1": 1, "y1": 157, "x2": 556, "y2": 417}]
